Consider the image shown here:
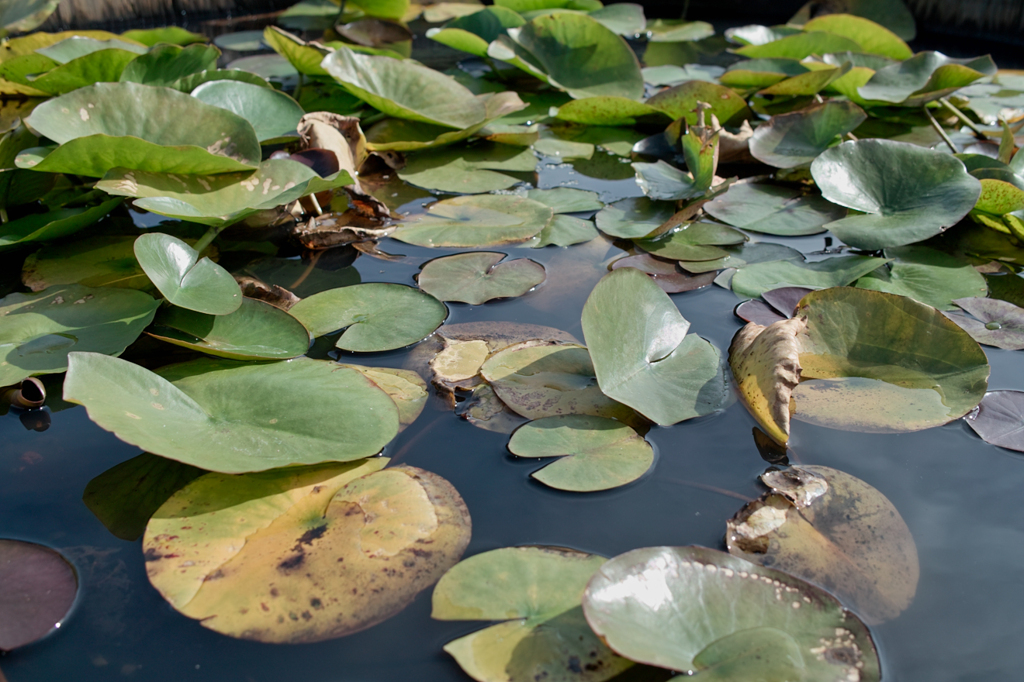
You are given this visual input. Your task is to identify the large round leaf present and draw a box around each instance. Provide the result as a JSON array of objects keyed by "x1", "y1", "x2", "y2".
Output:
[
  {"x1": 704, "y1": 182, "x2": 843, "y2": 236},
  {"x1": 392, "y1": 194, "x2": 553, "y2": 248},
  {"x1": 802, "y1": 14, "x2": 912, "y2": 60},
  {"x1": 145, "y1": 462, "x2": 470, "y2": 642},
  {"x1": 19, "y1": 82, "x2": 261, "y2": 176},
  {"x1": 727, "y1": 465, "x2": 919, "y2": 624},
  {"x1": 418, "y1": 252, "x2": 546, "y2": 305},
  {"x1": 321, "y1": 46, "x2": 486, "y2": 128},
  {"x1": 594, "y1": 197, "x2": 674, "y2": 240},
  {"x1": 397, "y1": 143, "x2": 536, "y2": 193},
  {"x1": 855, "y1": 246, "x2": 987, "y2": 310},
  {"x1": 749, "y1": 100, "x2": 867, "y2": 168},
  {"x1": 553, "y1": 96, "x2": 669, "y2": 127},
  {"x1": 147, "y1": 298, "x2": 311, "y2": 360},
  {"x1": 0, "y1": 284, "x2": 158, "y2": 386},
  {"x1": 731, "y1": 255, "x2": 889, "y2": 299},
  {"x1": 134, "y1": 233, "x2": 242, "y2": 315},
  {"x1": 644, "y1": 80, "x2": 750, "y2": 126},
  {"x1": 191, "y1": 80, "x2": 304, "y2": 142},
  {"x1": 636, "y1": 221, "x2": 748, "y2": 262},
  {"x1": 63, "y1": 353, "x2": 401, "y2": 473},
  {"x1": 582, "y1": 546, "x2": 880, "y2": 682},
  {"x1": 810, "y1": 140, "x2": 981, "y2": 250},
  {"x1": 508, "y1": 414, "x2": 653, "y2": 491},
  {"x1": 432, "y1": 546, "x2": 631, "y2": 682},
  {"x1": 677, "y1": 242, "x2": 804, "y2": 274},
  {"x1": 734, "y1": 31, "x2": 862, "y2": 60},
  {"x1": 0, "y1": 540, "x2": 77, "y2": 652},
  {"x1": 581, "y1": 268, "x2": 728, "y2": 426},
  {"x1": 289, "y1": 283, "x2": 447, "y2": 352}
]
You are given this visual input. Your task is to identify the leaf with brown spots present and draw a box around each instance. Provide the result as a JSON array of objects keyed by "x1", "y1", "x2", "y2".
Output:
[{"x1": 144, "y1": 460, "x2": 471, "y2": 643}]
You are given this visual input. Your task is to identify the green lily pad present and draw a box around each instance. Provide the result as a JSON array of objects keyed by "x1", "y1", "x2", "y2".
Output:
[
  {"x1": 594, "y1": 197, "x2": 674, "y2": 239},
  {"x1": 678, "y1": 242, "x2": 805, "y2": 274},
  {"x1": 946, "y1": 297, "x2": 1024, "y2": 351},
  {"x1": 525, "y1": 214, "x2": 598, "y2": 247},
  {"x1": 553, "y1": 96, "x2": 668, "y2": 127},
  {"x1": 147, "y1": 298, "x2": 311, "y2": 360},
  {"x1": 391, "y1": 194, "x2": 553, "y2": 247},
  {"x1": 99, "y1": 159, "x2": 350, "y2": 227},
  {"x1": 803, "y1": 14, "x2": 912, "y2": 60},
  {"x1": 322, "y1": 46, "x2": 486, "y2": 128},
  {"x1": 427, "y1": 6, "x2": 525, "y2": 57},
  {"x1": 757, "y1": 63, "x2": 851, "y2": 97},
  {"x1": 4, "y1": 47, "x2": 139, "y2": 96},
  {"x1": 83, "y1": 452, "x2": 205, "y2": 541},
  {"x1": 35, "y1": 36, "x2": 146, "y2": 62},
  {"x1": 341, "y1": 365, "x2": 428, "y2": 430},
  {"x1": 727, "y1": 465, "x2": 919, "y2": 624},
  {"x1": 508, "y1": 414, "x2": 652, "y2": 491},
  {"x1": 0, "y1": 539, "x2": 78, "y2": 653},
  {"x1": 644, "y1": 80, "x2": 750, "y2": 126},
  {"x1": 0, "y1": 198, "x2": 121, "y2": 251},
  {"x1": 433, "y1": 546, "x2": 631, "y2": 682},
  {"x1": 810, "y1": 139, "x2": 981, "y2": 250},
  {"x1": 0, "y1": 284, "x2": 158, "y2": 386},
  {"x1": 261, "y1": 27, "x2": 329, "y2": 76},
  {"x1": 533, "y1": 137, "x2": 593, "y2": 159},
  {"x1": 581, "y1": 268, "x2": 728, "y2": 425},
  {"x1": 524, "y1": 187, "x2": 602, "y2": 213},
  {"x1": 858, "y1": 52, "x2": 996, "y2": 105},
  {"x1": 749, "y1": 100, "x2": 867, "y2": 168},
  {"x1": 735, "y1": 31, "x2": 863, "y2": 60},
  {"x1": 397, "y1": 143, "x2": 536, "y2": 193},
  {"x1": 120, "y1": 43, "x2": 220, "y2": 87},
  {"x1": 22, "y1": 236, "x2": 152, "y2": 291},
  {"x1": 418, "y1": 252, "x2": 546, "y2": 305},
  {"x1": 855, "y1": 246, "x2": 987, "y2": 310},
  {"x1": 642, "y1": 64, "x2": 724, "y2": 86},
  {"x1": 289, "y1": 283, "x2": 447, "y2": 352},
  {"x1": 134, "y1": 233, "x2": 242, "y2": 315},
  {"x1": 731, "y1": 256, "x2": 889, "y2": 298},
  {"x1": 121, "y1": 27, "x2": 207, "y2": 46},
  {"x1": 18, "y1": 82, "x2": 261, "y2": 176},
  {"x1": 489, "y1": 13, "x2": 643, "y2": 100},
  {"x1": 646, "y1": 18, "x2": 712, "y2": 42},
  {"x1": 64, "y1": 353, "x2": 400, "y2": 472},
  {"x1": 582, "y1": 546, "x2": 880, "y2": 682},
  {"x1": 191, "y1": 80, "x2": 304, "y2": 142},
  {"x1": 213, "y1": 30, "x2": 266, "y2": 52},
  {"x1": 145, "y1": 461, "x2": 470, "y2": 642},
  {"x1": 480, "y1": 341, "x2": 642, "y2": 426},
  {"x1": 720, "y1": 58, "x2": 808, "y2": 90},
  {"x1": 636, "y1": 222, "x2": 748, "y2": 262},
  {"x1": 704, "y1": 182, "x2": 844, "y2": 236}
]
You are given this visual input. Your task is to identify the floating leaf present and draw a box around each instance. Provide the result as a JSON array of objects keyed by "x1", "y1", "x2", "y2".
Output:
[
  {"x1": 533, "y1": 137, "x2": 593, "y2": 159},
  {"x1": 642, "y1": 63, "x2": 723, "y2": 86},
  {"x1": 392, "y1": 194, "x2": 552, "y2": 247},
  {"x1": 721, "y1": 57, "x2": 808, "y2": 90},
  {"x1": 855, "y1": 246, "x2": 987, "y2": 310},
  {"x1": 858, "y1": 52, "x2": 996, "y2": 105},
  {"x1": 644, "y1": 80, "x2": 749, "y2": 126},
  {"x1": 636, "y1": 222, "x2": 748, "y2": 262},
  {"x1": 121, "y1": 26, "x2": 207, "y2": 46},
  {"x1": 632, "y1": 160, "x2": 702, "y2": 202},
  {"x1": 64, "y1": 353, "x2": 400, "y2": 473},
  {"x1": 523, "y1": 187, "x2": 602, "y2": 213},
  {"x1": 120, "y1": 43, "x2": 220, "y2": 87},
  {"x1": 19, "y1": 82, "x2": 261, "y2": 176},
  {"x1": 525, "y1": 214, "x2": 598, "y2": 247},
  {"x1": 583, "y1": 546, "x2": 880, "y2": 682},
  {"x1": 432, "y1": 546, "x2": 631, "y2": 682},
  {"x1": 749, "y1": 100, "x2": 866, "y2": 168},
  {"x1": 134, "y1": 233, "x2": 241, "y2": 315},
  {"x1": 965, "y1": 390, "x2": 1024, "y2": 451},
  {"x1": 508, "y1": 414, "x2": 653, "y2": 491},
  {"x1": 704, "y1": 182, "x2": 843, "y2": 236},
  {"x1": 145, "y1": 461, "x2": 470, "y2": 642},
  {"x1": 289, "y1": 283, "x2": 447, "y2": 352},
  {"x1": 0, "y1": 284, "x2": 157, "y2": 387},
  {"x1": 731, "y1": 256, "x2": 888, "y2": 299},
  {"x1": 191, "y1": 80, "x2": 304, "y2": 142},
  {"x1": 342, "y1": 365, "x2": 427, "y2": 430},
  {"x1": 4, "y1": 47, "x2": 139, "y2": 96},
  {"x1": 581, "y1": 268, "x2": 728, "y2": 426},
  {"x1": 678, "y1": 242, "x2": 804, "y2": 274},
  {"x1": 610, "y1": 253, "x2": 716, "y2": 293},
  {"x1": 811, "y1": 140, "x2": 981, "y2": 250},
  {"x1": 427, "y1": 6, "x2": 525, "y2": 58},
  {"x1": 0, "y1": 540, "x2": 77, "y2": 652},
  {"x1": 0, "y1": 198, "x2": 121, "y2": 251},
  {"x1": 594, "y1": 197, "x2": 674, "y2": 239},
  {"x1": 397, "y1": 143, "x2": 536, "y2": 193},
  {"x1": 552, "y1": 96, "x2": 668, "y2": 127},
  {"x1": 735, "y1": 31, "x2": 863, "y2": 60},
  {"x1": 728, "y1": 465, "x2": 919, "y2": 623},
  {"x1": 83, "y1": 453, "x2": 204, "y2": 541},
  {"x1": 946, "y1": 297, "x2": 1024, "y2": 350},
  {"x1": 802, "y1": 14, "x2": 911, "y2": 60},
  {"x1": 418, "y1": 252, "x2": 546, "y2": 305},
  {"x1": 147, "y1": 298, "x2": 311, "y2": 360}
]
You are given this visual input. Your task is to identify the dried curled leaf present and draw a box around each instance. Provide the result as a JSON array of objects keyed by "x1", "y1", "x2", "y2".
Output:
[{"x1": 728, "y1": 316, "x2": 807, "y2": 445}]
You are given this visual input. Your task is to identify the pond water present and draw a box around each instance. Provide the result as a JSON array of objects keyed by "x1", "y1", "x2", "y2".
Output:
[{"x1": 2, "y1": 149, "x2": 1024, "y2": 682}]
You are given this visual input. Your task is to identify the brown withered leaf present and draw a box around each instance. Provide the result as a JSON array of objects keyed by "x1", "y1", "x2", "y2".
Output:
[
  {"x1": 235, "y1": 276, "x2": 301, "y2": 311},
  {"x1": 293, "y1": 212, "x2": 394, "y2": 250}
]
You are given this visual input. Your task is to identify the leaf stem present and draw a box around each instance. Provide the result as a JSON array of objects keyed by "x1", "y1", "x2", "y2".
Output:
[
  {"x1": 660, "y1": 477, "x2": 753, "y2": 502},
  {"x1": 925, "y1": 106, "x2": 958, "y2": 153},
  {"x1": 192, "y1": 225, "x2": 224, "y2": 254},
  {"x1": 938, "y1": 97, "x2": 986, "y2": 140}
]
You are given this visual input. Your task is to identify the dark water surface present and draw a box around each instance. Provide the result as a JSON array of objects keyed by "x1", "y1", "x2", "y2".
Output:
[{"x1": 3, "y1": 159, "x2": 1024, "y2": 682}]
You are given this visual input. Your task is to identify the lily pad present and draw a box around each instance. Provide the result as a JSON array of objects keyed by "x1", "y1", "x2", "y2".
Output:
[
  {"x1": 552, "y1": 96, "x2": 668, "y2": 127},
  {"x1": 636, "y1": 222, "x2": 748, "y2": 262},
  {"x1": 594, "y1": 197, "x2": 674, "y2": 239},
  {"x1": 427, "y1": 6, "x2": 525, "y2": 58},
  {"x1": 965, "y1": 390, "x2": 1024, "y2": 451},
  {"x1": 321, "y1": 46, "x2": 486, "y2": 128},
  {"x1": 432, "y1": 546, "x2": 631, "y2": 682},
  {"x1": 678, "y1": 243, "x2": 805, "y2": 274},
  {"x1": 946, "y1": 297, "x2": 1024, "y2": 350},
  {"x1": 524, "y1": 187, "x2": 602, "y2": 213},
  {"x1": 342, "y1": 365, "x2": 428, "y2": 430},
  {"x1": 802, "y1": 14, "x2": 912, "y2": 60},
  {"x1": 749, "y1": 100, "x2": 867, "y2": 168},
  {"x1": 644, "y1": 80, "x2": 750, "y2": 126},
  {"x1": 147, "y1": 298, "x2": 311, "y2": 360},
  {"x1": 727, "y1": 465, "x2": 919, "y2": 623},
  {"x1": 525, "y1": 214, "x2": 598, "y2": 247},
  {"x1": 397, "y1": 143, "x2": 536, "y2": 193},
  {"x1": 120, "y1": 43, "x2": 220, "y2": 87},
  {"x1": 144, "y1": 461, "x2": 470, "y2": 642},
  {"x1": 289, "y1": 283, "x2": 447, "y2": 352},
  {"x1": 0, "y1": 198, "x2": 121, "y2": 251},
  {"x1": 0, "y1": 540, "x2": 78, "y2": 652},
  {"x1": 582, "y1": 546, "x2": 880, "y2": 682},
  {"x1": 134, "y1": 233, "x2": 242, "y2": 315},
  {"x1": 5, "y1": 47, "x2": 139, "y2": 96},
  {"x1": 704, "y1": 182, "x2": 843, "y2": 236},
  {"x1": 735, "y1": 31, "x2": 863, "y2": 60},
  {"x1": 632, "y1": 160, "x2": 705, "y2": 202},
  {"x1": 508, "y1": 414, "x2": 653, "y2": 491},
  {"x1": 418, "y1": 252, "x2": 546, "y2": 305},
  {"x1": 811, "y1": 140, "x2": 981, "y2": 250},
  {"x1": 191, "y1": 80, "x2": 304, "y2": 142},
  {"x1": 610, "y1": 253, "x2": 716, "y2": 293},
  {"x1": 64, "y1": 353, "x2": 400, "y2": 473},
  {"x1": 731, "y1": 256, "x2": 889, "y2": 299},
  {"x1": 533, "y1": 137, "x2": 593, "y2": 159},
  {"x1": 581, "y1": 268, "x2": 728, "y2": 426},
  {"x1": 392, "y1": 194, "x2": 553, "y2": 247},
  {"x1": 19, "y1": 82, "x2": 261, "y2": 176},
  {"x1": 858, "y1": 52, "x2": 996, "y2": 105},
  {"x1": 0, "y1": 284, "x2": 158, "y2": 387},
  {"x1": 22, "y1": 236, "x2": 152, "y2": 291},
  {"x1": 855, "y1": 246, "x2": 987, "y2": 310}
]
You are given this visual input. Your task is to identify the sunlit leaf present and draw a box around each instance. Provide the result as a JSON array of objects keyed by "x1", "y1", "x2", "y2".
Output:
[
  {"x1": 120, "y1": 43, "x2": 219, "y2": 87},
  {"x1": 418, "y1": 252, "x2": 546, "y2": 305},
  {"x1": 802, "y1": 14, "x2": 912, "y2": 60},
  {"x1": 749, "y1": 100, "x2": 866, "y2": 168},
  {"x1": 397, "y1": 143, "x2": 536, "y2": 193},
  {"x1": 735, "y1": 31, "x2": 862, "y2": 60},
  {"x1": 191, "y1": 80, "x2": 304, "y2": 142},
  {"x1": 644, "y1": 80, "x2": 750, "y2": 126},
  {"x1": 134, "y1": 233, "x2": 242, "y2": 315},
  {"x1": 594, "y1": 197, "x2": 673, "y2": 239},
  {"x1": 704, "y1": 182, "x2": 843, "y2": 236},
  {"x1": 731, "y1": 256, "x2": 888, "y2": 298},
  {"x1": 855, "y1": 246, "x2": 987, "y2": 310},
  {"x1": 391, "y1": 194, "x2": 552, "y2": 247},
  {"x1": 636, "y1": 221, "x2": 747, "y2": 262},
  {"x1": 342, "y1": 365, "x2": 427, "y2": 430},
  {"x1": 427, "y1": 5, "x2": 525, "y2": 58},
  {"x1": 858, "y1": 52, "x2": 996, "y2": 105}
]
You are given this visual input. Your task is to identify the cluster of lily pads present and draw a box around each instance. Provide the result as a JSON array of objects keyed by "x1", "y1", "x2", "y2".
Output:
[{"x1": 4, "y1": 0, "x2": 1024, "y2": 678}]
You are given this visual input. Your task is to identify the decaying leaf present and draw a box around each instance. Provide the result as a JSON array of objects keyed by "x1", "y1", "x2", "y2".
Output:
[
  {"x1": 727, "y1": 465, "x2": 919, "y2": 624},
  {"x1": 292, "y1": 212, "x2": 394, "y2": 250},
  {"x1": 235, "y1": 275, "x2": 301, "y2": 310}
]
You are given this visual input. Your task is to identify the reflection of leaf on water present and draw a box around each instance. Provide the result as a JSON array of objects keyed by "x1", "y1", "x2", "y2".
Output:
[{"x1": 727, "y1": 465, "x2": 919, "y2": 624}]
